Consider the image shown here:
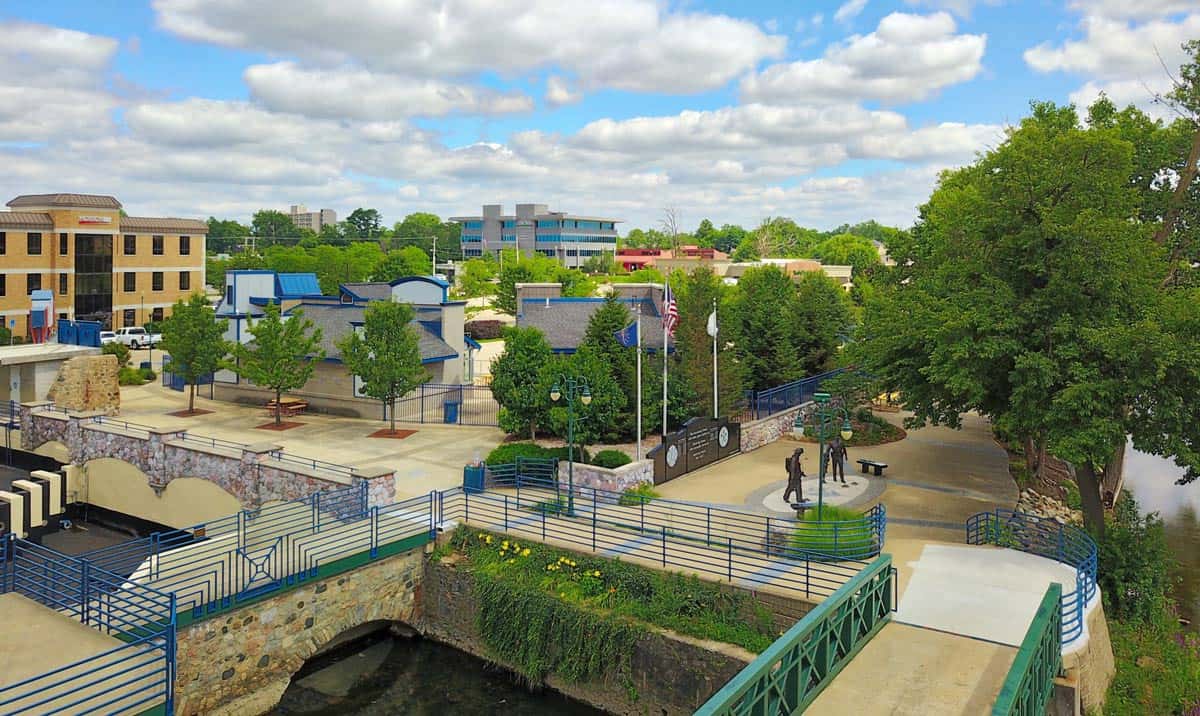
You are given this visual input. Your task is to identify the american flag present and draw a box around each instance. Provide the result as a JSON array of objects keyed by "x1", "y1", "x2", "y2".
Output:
[{"x1": 663, "y1": 283, "x2": 678, "y2": 337}]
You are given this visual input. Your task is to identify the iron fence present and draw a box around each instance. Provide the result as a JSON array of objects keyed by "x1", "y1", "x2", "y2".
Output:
[
  {"x1": 992, "y1": 583, "x2": 1063, "y2": 715},
  {"x1": 966, "y1": 509, "x2": 1096, "y2": 644},
  {"x1": 385, "y1": 383, "x2": 500, "y2": 426},
  {"x1": 741, "y1": 368, "x2": 845, "y2": 421}
]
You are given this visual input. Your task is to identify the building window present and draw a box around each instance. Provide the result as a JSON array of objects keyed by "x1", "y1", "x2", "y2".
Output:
[
  {"x1": 0, "y1": 274, "x2": 5, "y2": 296},
  {"x1": 179, "y1": 271, "x2": 190, "y2": 291},
  {"x1": 152, "y1": 272, "x2": 163, "y2": 291},
  {"x1": 27, "y1": 274, "x2": 41, "y2": 294},
  {"x1": 59, "y1": 233, "x2": 69, "y2": 255},
  {"x1": 225, "y1": 285, "x2": 233, "y2": 305},
  {"x1": 180, "y1": 236, "x2": 190, "y2": 255},
  {"x1": 124, "y1": 272, "x2": 136, "y2": 292},
  {"x1": 0, "y1": 231, "x2": 5, "y2": 254},
  {"x1": 59, "y1": 273, "x2": 68, "y2": 295},
  {"x1": 123, "y1": 309, "x2": 136, "y2": 327},
  {"x1": 152, "y1": 235, "x2": 164, "y2": 255},
  {"x1": 123, "y1": 234, "x2": 137, "y2": 255},
  {"x1": 58, "y1": 312, "x2": 67, "y2": 322},
  {"x1": 152, "y1": 307, "x2": 164, "y2": 322},
  {"x1": 27, "y1": 232, "x2": 42, "y2": 255}
]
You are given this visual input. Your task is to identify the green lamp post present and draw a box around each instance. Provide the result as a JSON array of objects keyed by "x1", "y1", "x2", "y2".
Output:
[
  {"x1": 795, "y1": 391, "x2": 853, "y2": 520},
  {"x1": 550, "y1": 375, "x2": 592, "y2": 517}
]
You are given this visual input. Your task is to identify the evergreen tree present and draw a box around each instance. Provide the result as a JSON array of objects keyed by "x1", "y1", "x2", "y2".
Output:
[
  {"x1": 229, "y1": 303, "x2": 325, "y2": 425},
  {"x1": 731, "y1": 265, "x2": 805, "y2": 391},
  {"x1": 674, "y1": 268, "x2": 742, "y2": 419},
  {"x1": 580, "y1": 294, "x2": 634, "y2": 435},
  {"x1": 491, "y1": 326, "x2": 554, "y2": 439},
  {"x1": 793, "y1": 272, "x2": 853, "y2": 374}
]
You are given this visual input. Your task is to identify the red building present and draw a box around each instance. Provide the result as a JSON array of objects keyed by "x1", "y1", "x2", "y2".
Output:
[{"x1": 615, "y1": 245, "x2": 726, "y2": 272}]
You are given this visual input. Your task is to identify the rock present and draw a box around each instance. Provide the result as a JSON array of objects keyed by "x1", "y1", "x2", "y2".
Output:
[
  {"x1": 1136, "y1": 655, "x2": 1162, "y2": 670},
  {"x1": 47, "y1": 355, "x2": 120, "y2": 413}
]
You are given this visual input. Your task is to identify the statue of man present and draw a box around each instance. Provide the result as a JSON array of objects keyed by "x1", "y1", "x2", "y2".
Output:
[
  {"x1": 783, "y1": 447, "x2": 805, "y2": 503},
  {"x1": 827, "y1": 436, "x2": 849, "y2": 485}
]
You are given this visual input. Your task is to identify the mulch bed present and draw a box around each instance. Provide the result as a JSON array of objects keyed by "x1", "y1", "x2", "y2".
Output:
[
  {"x1": 255, "y1": 421, "x2": 305, "y2": 431},
  {"x1": 368, "y1": 428, "x2": 417, "y2": 439},
  {"x1": 167, "y1": 409, "x2": 215, "y2": 417}
]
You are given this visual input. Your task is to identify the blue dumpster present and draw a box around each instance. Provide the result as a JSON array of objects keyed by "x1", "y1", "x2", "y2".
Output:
[
  {"x1": 443, "y1": 400, "x2": 461, "y2": 424},
  {"x1": 463, "y1": 465, "x2": 485, "y2": 494},
  {"x1": 139, "y1": 361, "x2": 152, "y2": 371}
]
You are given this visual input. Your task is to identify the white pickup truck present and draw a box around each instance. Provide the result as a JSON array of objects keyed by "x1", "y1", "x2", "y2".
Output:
[{"x1": 114, "y1": 326, "x2": 163, "y2": 349}]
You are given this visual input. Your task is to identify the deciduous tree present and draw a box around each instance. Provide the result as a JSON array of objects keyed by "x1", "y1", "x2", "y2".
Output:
[
  {"x1": 491, "y1": 326, "x2": 554, "y2": 439},
  {"x1": 161, "y1": 294, "x2": 230, "y2": 413},
  {"x1": 230, "y1": 303, "x2": 325, "y2": 424},
  {"x1": 338, "y1": 301, "x2": 429, "y2": 434}
]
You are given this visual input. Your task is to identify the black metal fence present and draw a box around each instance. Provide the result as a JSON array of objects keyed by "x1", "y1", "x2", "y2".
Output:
[{"x1": 386, "y1": 383, "x2": 500, "y2": 426}]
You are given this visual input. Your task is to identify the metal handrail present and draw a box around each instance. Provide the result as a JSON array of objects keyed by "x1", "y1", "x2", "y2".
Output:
[
  {"x1": 744, "y1": 368, "x2": 845, "y2": 420},
  {"x1": 993, "y1": 583, "x2": 1063, "y2": 715}
]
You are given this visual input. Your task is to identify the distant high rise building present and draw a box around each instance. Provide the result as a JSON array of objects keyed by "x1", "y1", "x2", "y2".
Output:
[
  {"x1": 450, "y1": 203, "x2": 621, "y2": 267},
  {"x1": 287, "y1": 205, "x2": 337, "y2": 233}
]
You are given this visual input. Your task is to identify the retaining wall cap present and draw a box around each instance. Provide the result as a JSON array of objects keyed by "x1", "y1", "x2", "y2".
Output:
[
  {"x1": 68, "y1": 409, "x2": 110, "y2": 419},
  {"x1": 351, "y1": 466, "x2": 394, "y2": 480},
  {"x1": 20, "y1": 401, "x2": 54, "y2": 409},
  {"x1": 242, "y1": 442, "x2": 283, "y2": 454},
  {"x1": 146, "y1": 426, "x2": 187, "y2": 436}
]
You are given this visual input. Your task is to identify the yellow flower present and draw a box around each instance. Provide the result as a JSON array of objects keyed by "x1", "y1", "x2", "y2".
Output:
[{"x1": 521, "y1": 548, "x2": 531, "y2": 557}]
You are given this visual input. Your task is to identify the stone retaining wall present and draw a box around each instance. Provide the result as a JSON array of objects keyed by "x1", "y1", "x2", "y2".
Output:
[
  {"x1": 1062, "y1": 598, "x2": 1116, "y2": 714},
  {"x1": 174, "y1": 548, "x2": 424, "y2": 716},
  {"x1": 739, "y1": 402, "x2": 816, "y2": 453},
  {"x1": 559, "y1": 459, "x2": 654, "y2": 498}
]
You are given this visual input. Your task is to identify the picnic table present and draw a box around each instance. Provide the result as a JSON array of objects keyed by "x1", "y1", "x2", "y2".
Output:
[{"x1": 265, "y1": 398, "x2": 309, "y2": 417}]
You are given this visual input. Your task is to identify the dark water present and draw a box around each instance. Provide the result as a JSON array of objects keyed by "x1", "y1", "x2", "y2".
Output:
[
  {"x1": 271, "y1": 633, "x2": 605, "y2": 716},
  {"x1": 1122, "y1": 445, "x2": 1200, "y2": 628}
]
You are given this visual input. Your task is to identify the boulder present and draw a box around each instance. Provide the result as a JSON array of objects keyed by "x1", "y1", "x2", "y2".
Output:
[{"x1": 47, "y1": 355, "x2": 121, "y2": 414}]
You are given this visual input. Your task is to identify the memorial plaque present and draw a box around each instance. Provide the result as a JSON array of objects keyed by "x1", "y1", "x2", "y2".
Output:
[{"x1": 649, "y1": 416, "x2": 741, "y2": 484}]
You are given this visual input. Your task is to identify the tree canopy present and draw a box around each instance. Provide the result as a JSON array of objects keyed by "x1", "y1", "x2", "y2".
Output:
[
  {"x1": 161, "y1": 294, "x2": 230, "y2": 413},
  {"x1": 491, "y1": 326, "x2": 554, "y2": 439},
  {"x1": 337, "y1": 301, "x2": 429, "y2": 434},
  {"x1": 229, "y1": 303, "x2": 325, "y2": 424}
]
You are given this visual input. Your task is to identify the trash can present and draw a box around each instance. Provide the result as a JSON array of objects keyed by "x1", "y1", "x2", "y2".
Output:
[
  {"x1": 463, "y1": 465, "x2": 485, "y2": 494},
  {"x1": 443, "y1": 400, "x2": 461, "y2": 424},
  {"x1": 139, "y1": 361, "x2": 152, "y2": 371}
]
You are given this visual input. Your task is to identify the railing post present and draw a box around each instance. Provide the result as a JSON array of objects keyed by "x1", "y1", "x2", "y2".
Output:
[
  {"x1": 516, "y1": 475, "x2": 521, "y2": 508},
  {"x1": 504, "y1": 495, "x2": 509, "y2": 531},
  {"x1": 706, "y1": 507, "x2": 712, "y2": 544},
  {"x1": 834, "y1": 522, "x2": 840, "y2": 555},
  {"x1": 592, "y1": 500, "x2": 597, "y2": 551},
  {"x1": 542, "y1": 502, "x2": 547, "y2": 539},
  {"x1": 661, "y1": 525, "x2": 667, "y2": 566},
  {"x1": 727, "y1": 537, "x2": 733, "y2": 582},
  {"x1": 80, "y1": 559, "x2": 90, "y2": 625},
  {"x1": 765, "y1": 517, "x2": 771, "y2": 555},
  {"x1": 465, "y1": 489, "x2": 470, "y2": 524},
  {"x1": 370, "y1": 506, "x2": 379, "y2": 558},
  {"x1": 640, "y1": 497, "x2": 645, "y2": 534}
]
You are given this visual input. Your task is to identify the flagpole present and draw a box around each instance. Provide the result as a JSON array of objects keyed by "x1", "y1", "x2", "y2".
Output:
[
  {"x1": 636, "y1": 304, "x2": 643, "y2": 461},
  {"x1": 662, "y1": 284, "x2": 669, "y2": 438},
  {"x1": 712, "y1": 297, "x2": 718, "y2": 419}
]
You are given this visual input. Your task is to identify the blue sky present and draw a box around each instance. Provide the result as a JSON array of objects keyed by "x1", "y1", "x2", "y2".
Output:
[{"x1": 0, "y1": 0, "x2": 1196, "y2": 230}]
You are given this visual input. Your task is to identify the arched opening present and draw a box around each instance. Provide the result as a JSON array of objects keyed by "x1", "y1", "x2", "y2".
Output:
[
  {"x1": 31, "y1": 439, "x2": 69, "y2": 463},
  {"x1": 81, "y1": 458, "x2": 242, "y2": 528}
]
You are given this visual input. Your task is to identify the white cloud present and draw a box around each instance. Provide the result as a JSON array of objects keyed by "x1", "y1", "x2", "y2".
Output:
[
  {"x1": 1065, "y1": 0, "x2": 1198, "y2": 19},
  {"x1": 1025, "y1": 14, "x2": 1200, "y2": 78},
  {"x1": 545, "y1": 76, "x2": 582, "y2": 107},
  {"x1": 834, "y1": 0, "x2": 869, "y2": 23},
  {"x1": 153, "y1": 0, "x2": 785, "y2": 94},
  {"x1": 903, "y1": 0, "x2": 1002, "y2": 18},
  {"x1": 742, "y1": 12, "x2": 986, "y2": 105},
  {"x1": 243, "y1": 63, "x2": 532, "y2": 119}
]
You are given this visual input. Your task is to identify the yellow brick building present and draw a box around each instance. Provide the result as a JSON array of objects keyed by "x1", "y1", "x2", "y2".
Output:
[{"x1": 0, "y1": 193, "x2": 206, "y2": 339}]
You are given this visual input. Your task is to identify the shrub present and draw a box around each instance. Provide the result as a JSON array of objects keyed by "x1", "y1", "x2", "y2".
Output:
[
  {"x1": 138, "y1": 367, "x2": 157, "y2": 381},
  {"x1": 102, "y1": 341, "x2": 131, "y2": 367},
  {"x1": 0, "y1": 326, "x2": 10, "y2": 344},
  {"x1": 486, "y1": 442, "x2": 590, "y2": 466},
  {"x1": 117, "y1": 366, "x2": 148, "y2": 386},
  {"x1": 1097, "y1": 494, "x2": 1175, "y2": 623},
  {"x1": 465, "y1": 319, "x2": 505, "y2": 340},
  {"x1": 591, "y1": 449, "x2": 632, "y2": 469},
  {"x1": 789, "y1": 505, "x2": 876, "y2": 559},
  {"x1": 617, "y1": 482, "x2": 660, "y2": 506}
]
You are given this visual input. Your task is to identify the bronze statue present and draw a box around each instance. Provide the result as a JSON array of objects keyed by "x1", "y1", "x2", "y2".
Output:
[
  {"x1": 783, "y1": 447, "x2": 805, "y2": 503},
  {"x1": 826, "y1": 437, "x2": 849, "y2": 485}
]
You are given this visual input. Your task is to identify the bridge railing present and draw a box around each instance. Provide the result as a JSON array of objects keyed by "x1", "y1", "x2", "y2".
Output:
[
  {"x1": 693, "y1": 554, "x2": 895, "y2": 715},
  {"x1": 437, "y1": 488, "x2": 869, "y2": 600},
  {"x1": 741, "y1": 368, "x2": 845, "y2": 421},
  {"x1": 992, "y1": 582, "x2": 1063, "y2": 715},
  {"x1": 486, "y1": 469, "x2": 886, "y2": 562},
  {"x1": 966, "y1": 509, "x2": 1096, "y2": 644},
  {"x1": 0, "y1": 537, "x2": 176, "y2": 715}
]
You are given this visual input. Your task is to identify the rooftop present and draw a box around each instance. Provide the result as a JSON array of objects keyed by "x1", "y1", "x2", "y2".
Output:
[
  {"x1": 286, "y1": 302, "x2": 458, "y2": 363},
  {"x1": 517, "y1": 297, "x2": 670, "y2": 353},
  {"x1": 7, "y1": 193, "x2": 122, "y2": 209}
]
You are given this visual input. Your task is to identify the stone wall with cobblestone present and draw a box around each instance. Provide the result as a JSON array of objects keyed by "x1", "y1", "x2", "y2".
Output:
[
  {"x1": 174, "y1": 548, "x2": 424, "y2": 716},
  {"x1": 739, "y1": 402, "x2": 816, "y2": 453},
  {"x1": 561, "y1": 459, "x2": 654, "y2": 499}
]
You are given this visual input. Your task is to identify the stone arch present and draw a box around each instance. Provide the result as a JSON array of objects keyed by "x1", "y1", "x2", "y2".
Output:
[
  {"x1": 82, "y1": 458, "x2": 243, "y2": 529},
  {"x1": 31, "y1": 439, "x2": 69, "y2": 463}
]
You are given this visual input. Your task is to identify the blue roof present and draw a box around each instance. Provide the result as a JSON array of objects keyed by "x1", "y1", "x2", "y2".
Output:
[
  {"x1": 389, "y1": 275, "x2": 449, "y2": 289},
  {"x1": 276, "y1": 273, "x2": 322, "y2": 297},
  {"x1": 464, "y1": 335, "x2": 482, "y2": 350}
]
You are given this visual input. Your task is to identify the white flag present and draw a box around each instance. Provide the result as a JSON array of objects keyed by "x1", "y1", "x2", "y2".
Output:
[{"x1": 706, "y1": 310, "x2": 719, "y2": 338}]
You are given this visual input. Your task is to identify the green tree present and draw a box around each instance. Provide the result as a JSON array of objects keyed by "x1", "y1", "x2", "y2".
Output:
[
  {"x1": 393, "y1": 212, "x2": 461, "y2": 262},
  {"x1": 674, "y1": 267, "x2": 742, "y2": 418},
  {"x1": 731, "y1": 265, "x2": 805, "y2": 391},
  {"x1": 318, "y1": 223, "x2": 344, "y2": 241},
  {"x1": 494, "y1": 262, "x2": 536, "y2": 315},
  {"x1": 229, "y1": 303, "x2": 325, "y2": 424},
  {"x1": 251, "y1": 210, "x2": 298, "y2": 240},
  {"x1": 372, "y1": 246, "x2": 431, "y2": 281},
  {"x1": 580, "y1": 295, "x2": 634, "y2": 437},
  {"x1": 456, "y1": 258, "x2": 497, "y2": 298},
  {"x1": 161, "y1": 294, "x2": 230, "y2": 413},
  {"x1": 582, "y1": 251, "x2": 616, "y2": 275},
  {"x1": 694, "y1": 218, "x2": 715, "y2": 247},
  {"x1": 629, "y1": 267, "x2": 665, "y2": 283},
  {"x1": 857, "y1": 99, "x2": 1200, "y2": 534},
  {"x1": 711, "y1": 224, "x2": 747, "y2": 254},
  {"x1": 345, "y1": 208, "x2": 383, "y2": 238},
  {"x1": 206, "y1": 217, "x2": 250, "y2": 253},
  {"x1": 812, "y1": 233, "x2": 882, "y2": 274},
  {"x1": 491, "y1": 326, "x2": 554, "y2": 439},
  {"x1": 337, "y1": 301, "x2": 429, "y2": 434},
  {"x1": 543, "y1": 344, "x2": 625, "y2": 451},
  {"x1": 730, "y1": 235, "x2": 760, "y2": 262},
  {"x1": 794, "y1": 272, "x2": 852, "y2": 374}
]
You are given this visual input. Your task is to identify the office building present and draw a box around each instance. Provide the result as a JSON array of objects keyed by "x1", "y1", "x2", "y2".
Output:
[
  {"x1": 0, "y1": 193, "x2": 206, "y2": 337},
  {"x1": 451, "y1": 204, "x2": 620, "y2": 267},
  {"x1": 287, "y1": 205, "x2": 337, "y2": 233}
]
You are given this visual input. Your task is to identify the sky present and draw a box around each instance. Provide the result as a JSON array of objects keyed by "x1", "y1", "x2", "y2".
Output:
[{"x1": 0, "y1": 0, "x2": 1196, "y2": 233}]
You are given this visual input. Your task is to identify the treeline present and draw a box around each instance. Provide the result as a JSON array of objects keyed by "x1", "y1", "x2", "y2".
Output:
[
  {"x1": 206, "y1": 209, "x2": 461, "y2": 257},
  {"x1": 207, "y1": 243, "x2": 433, "y2": 294}
]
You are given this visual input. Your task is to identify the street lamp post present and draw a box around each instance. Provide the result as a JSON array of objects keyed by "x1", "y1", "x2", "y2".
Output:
[
  {"x1": 550, "y1": 375, "x2": 592, "y2": 517},
  {"x1": 796, "y1": 391, "x2": 853, "y2": 520}
]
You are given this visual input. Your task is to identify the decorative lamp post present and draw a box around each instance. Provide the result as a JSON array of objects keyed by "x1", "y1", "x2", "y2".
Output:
[
  {"x1": 795, "y1": 391, "x2": 853, "y2": 520},
  {"x1": 550, "y1": 375, "x2": 592, "y2": 517}
]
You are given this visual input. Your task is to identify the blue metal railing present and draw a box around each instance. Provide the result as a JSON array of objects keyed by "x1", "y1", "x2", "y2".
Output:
[
  {"x1": 743, "y1": 368, "x2": 844, "y2": 420},
  {"x1": 0, "y1": 538, "x2": 176, "y2": 715},
  {"x1": 966, "y1": 509, "x2": 1097, "y2": 644}
]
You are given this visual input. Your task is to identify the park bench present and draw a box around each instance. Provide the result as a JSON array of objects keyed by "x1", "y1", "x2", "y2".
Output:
[
  {"x1": 857, "y1": 458, "x2": 888, "y2": 477},
  {"x1": 265, "y1": 398, "x2": 308, "y2": 418}
]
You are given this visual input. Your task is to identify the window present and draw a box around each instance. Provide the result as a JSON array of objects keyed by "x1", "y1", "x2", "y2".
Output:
[
  {"x1": 124, "y1": 272, "x2": 136, "y2": 292},
  {"x1": 225, "y1": 285, "x2": 233, "y2": 305},
  {"x1": 179, "y1": 271, "x2": 190, "y2": 291},
  {"x1": 27, "y1": 274, "x2": 41, "y2": 294},
  {"x1": 0, "y1": 231, "x2": 5, "y2": 254},
  {"x1": 152, "y1": 307, "x2": 164, "y2": 322},
  {"x1": 152, "y1": 272, "x2": 163, "y2": 291},
  {"x1": 59, "y1": 233, "x2": 68, "y2": 255},
  {"x1": 179, "y1": 236, "x2": 190, "y2": 255},
  {"x1": 59, "y1": 273, "x2": 68, "y2": 295},
  {"x1": 537, "y1": 220, "x2": 560, "y2": 229},
  {"x1": 123, "y1": 309, "x2": 136, "y2": 327},
  {"x1": 0, "y1": 274, "x2": 5, "y2": 296},
  {"x1": 152, "y1": 235, "x2": 164, "y2": 255},
  {"x1": 58, "y1": 312, "x2": 67, "y2": 322},
  {"x1": 27, "y1": 232, "x2": 42, "y2": 255},
  {"x1": 462, "y1": 220, "x2": 484, "y2": 229},
  {"x1": 123, "y1": 234, "x2": 137, "y2": 255}
]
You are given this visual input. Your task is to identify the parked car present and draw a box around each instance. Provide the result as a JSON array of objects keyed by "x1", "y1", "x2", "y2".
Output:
[
  {"x1": 99, "y1": 330, "x2": 118, "y2": 345},
  {"x1": 115, "y1": 326, "x2": 163, "y2": 349}
]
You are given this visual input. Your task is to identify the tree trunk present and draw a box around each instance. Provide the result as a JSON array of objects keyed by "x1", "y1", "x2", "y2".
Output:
[
  {"x1": 1101, "y1": 440, "x2": 1126, "y2": 508},
  {"x1": 1075, "y1": 461, "x2": 1106, "y2": 538},
  {"x1": 1036, "y1": 440, "x2": 1049, "y2": 485},
  {"x1": 1155, "y1": 123, "x2": 1200, "y2": 248},
  {"x1": 188, "y1": 382, "x2": 196, "y2": 413},
  {"x1": 1023, "y1": 435, "x2": 1038, "y2": 476},
  {"x1": 275, "y1": 388, "x2": 282, "y2": 425},
  {"x1": 389, "y1": 399, "x2": 396, "y2": 434}
]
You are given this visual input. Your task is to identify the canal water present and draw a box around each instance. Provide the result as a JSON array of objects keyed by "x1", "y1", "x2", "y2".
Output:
[
  {"x1": 271, "y1": 632, "x2": 604, "y2": 715},
  {"x1": 1122, "y1": 445, "x2": 1200, "y2": 629}
]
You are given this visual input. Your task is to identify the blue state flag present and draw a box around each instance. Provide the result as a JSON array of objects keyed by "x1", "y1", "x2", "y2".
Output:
[{"x1": 614, "y1": 321, "x2": 638, "y2": 348}]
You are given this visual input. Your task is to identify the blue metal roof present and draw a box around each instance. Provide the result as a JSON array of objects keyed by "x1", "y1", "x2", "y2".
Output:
[
  {"x1": 276, "y1": 273, "x2": 322, "y2": 297},
  {"x1": 464, "y1": 335, "x2": 482, "y2": 350}
]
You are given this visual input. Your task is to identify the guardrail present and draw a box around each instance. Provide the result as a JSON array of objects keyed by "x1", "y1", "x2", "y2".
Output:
[
  {"x1": 173, "y1": 433, "x2": 248, "y2": 453},
  {"x1": 438, "y1": 488, "x2": 869, "y2": 600},
  {"x1": 268, "y1": 449, "x2": 358, "y2": 479},
  {"x1": 87, "y1": 415, "x2": 156, "y2": 439},
  {"x1": 992, "y1": 583, "x2": 1063, "y2": 715},
  {"x1": 966, "y1": 509, "x2": 1096, "y2": 644},
  {"x1": 0, "y1": 537, "x2": 176, "y2": 715},
  {"x1": 694, "y1": 553, "x2": 895, "y2": 715},
  {"x1": 485, "y1": 469, "x2": 886, "y2": 562},
  {"x1": 742, "y1": 368, "x2": 844, "y2": 421}
]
